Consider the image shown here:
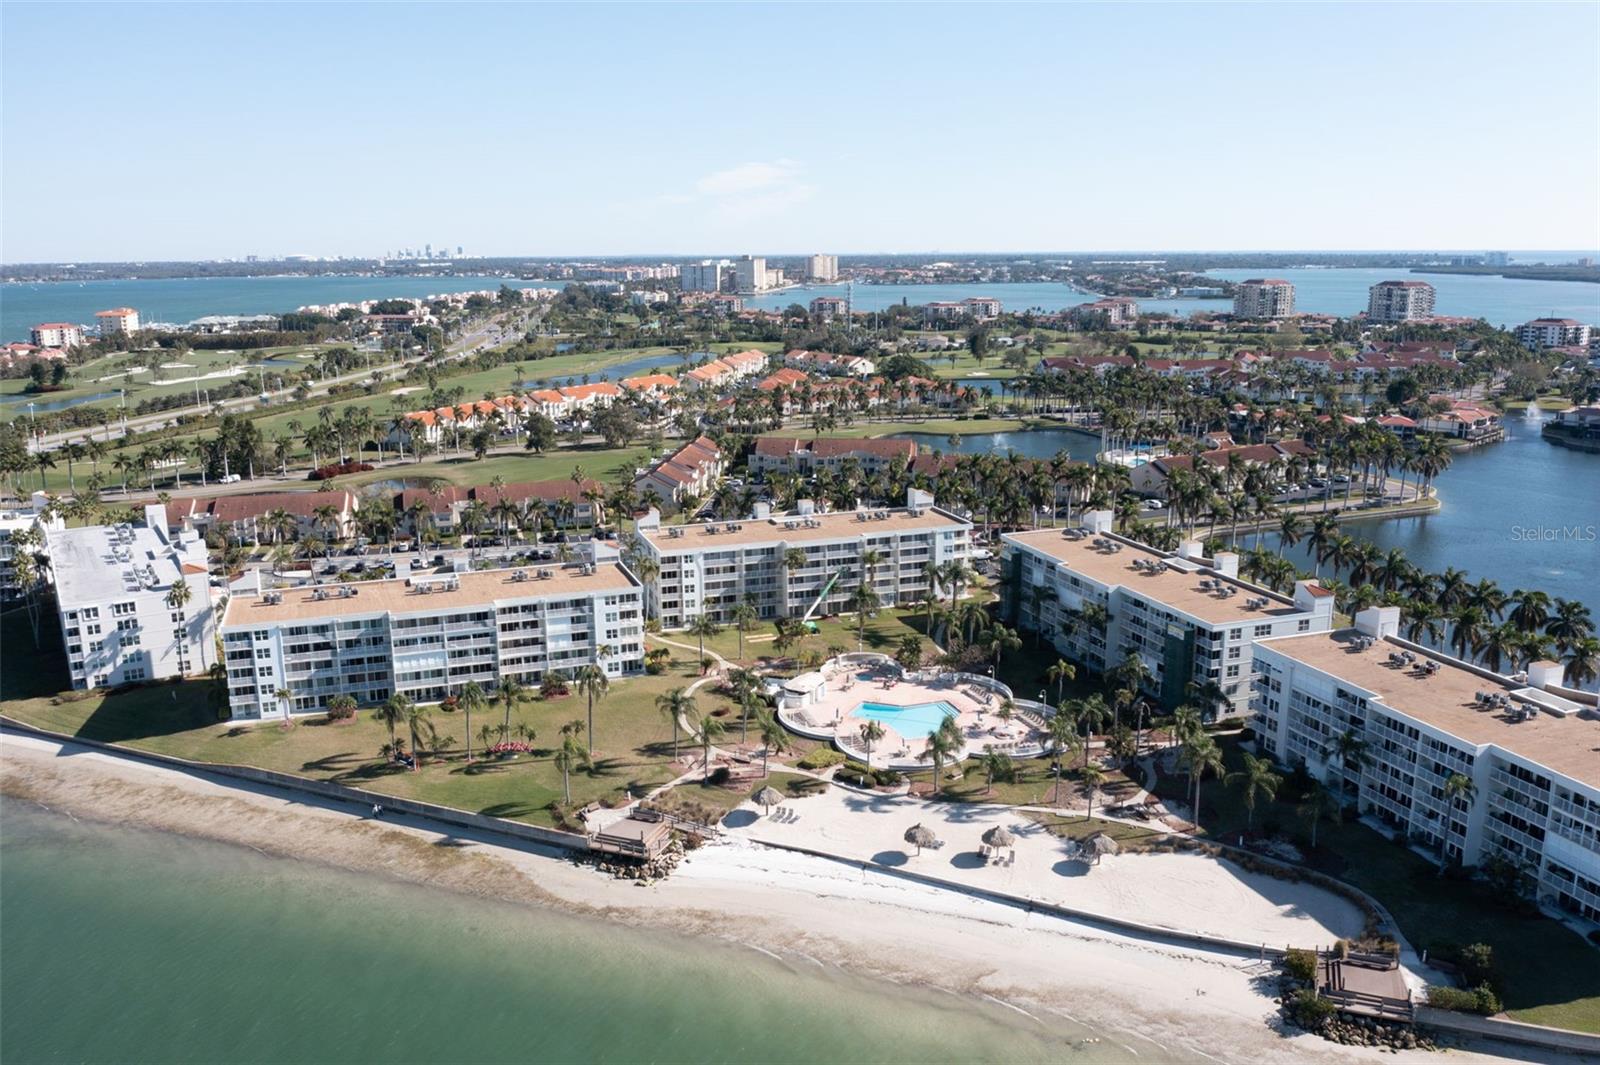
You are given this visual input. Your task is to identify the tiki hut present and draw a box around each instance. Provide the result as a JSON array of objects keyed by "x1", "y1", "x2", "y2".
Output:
[
  {"x1": 1084, "y1": 831, "x2": 1120, "y2": 865},
  {"x1": 980, "y1": 825, "x2": 1016, "y2": 856},
  {"x1": 904, "y1": 823, "x2": 939, "y2": 856},
  {"x1": 754, "y1": 786, "x2": 785, "y2": 816}
]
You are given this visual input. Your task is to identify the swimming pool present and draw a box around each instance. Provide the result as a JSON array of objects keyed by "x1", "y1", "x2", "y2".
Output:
[{"x1": 852, "y1": 701, "x2": 959, "y2": 740}]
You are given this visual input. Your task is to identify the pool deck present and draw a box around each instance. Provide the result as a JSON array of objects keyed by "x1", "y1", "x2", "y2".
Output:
[{"x1": 782, "y1": 661, "x2": 1045, "y2": 769}]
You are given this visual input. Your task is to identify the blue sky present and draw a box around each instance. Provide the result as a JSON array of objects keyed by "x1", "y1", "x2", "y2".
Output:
[{"x1": 4, "y1": 2, "x2": 1598, "y2": 261}]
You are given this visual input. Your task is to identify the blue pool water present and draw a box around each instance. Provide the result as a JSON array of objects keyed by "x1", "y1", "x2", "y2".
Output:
[{"x1": 854, "y1": 701, "x2": 959, "y2": 739}]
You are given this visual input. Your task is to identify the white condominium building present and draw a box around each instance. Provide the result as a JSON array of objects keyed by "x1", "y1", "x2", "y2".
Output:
[
  {"x1": 1253, "y1": 607, "x2": 1600, "y2": 921},
  {"x1": 47, "y1": 505, "x2": 215, "y2": 690},
  {"x1": 219, "y1": 559, "x2": 645, "y2": 720},
  {"x1": 0, "y1": 491, "x2": 64, "y2": 601},
  {"x1": 1366, "y1": 280, "x2": 1436, "y2": 322},
  {"x1": 94, "y1": 307, "x2": 141, "y2": 335},
  {"x1": 1517, "y1": 318, "x2": 1592, "y2": 350},
  {"x1": 735, "y1": 255, "x2": 769, "y2": 293},
  {"x1": 681, "y1": 260, "x2": 729, "y2": 293},
  {"x1": 30, "y1": 322, "x2": 84, "y2": 348},
  {"x1": 634, "y1": 491, "x2": 972, "y2": 630},
  {"x1": 806, "y1": 254, "x2": 839, "y2": 282},
  {"x1": 1232, "y1": 279, "x2": 1296, "y2": 319},
  {"x1": 1000, "y1": 514, "x2": 1334, "y2": 716}
]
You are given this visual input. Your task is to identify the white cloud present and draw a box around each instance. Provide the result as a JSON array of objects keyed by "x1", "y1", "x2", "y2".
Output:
[{"x1": 694, "y1": 160, "x2": 799, "y2": 197}]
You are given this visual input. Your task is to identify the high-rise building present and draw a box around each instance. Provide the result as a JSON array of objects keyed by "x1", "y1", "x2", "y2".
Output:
[
  {"x1": 1484, "y1": 251, "x2": 1510, "y2": 266},
  {"x1": 999, "y1": 512, "x2": 1335, "y2": 716},
  {"x1": 94, "y1": 307, "x2": 141, "y2": 335},
  {"x1": 46, "y1": 505, "x2": 216, "y2": 690},
  {"x1": 1367, "y1": 280, "x2": 1436, "y2": 322},
  {"x1": 806, "y1": 254, "x2": 839, "y2": 282},
  {"x1": 634, "y1": 491, "x2": 971, "y2": 630},
  {"x1": 30, "y1": 323, "x2": 84, "y2": 348},
  {"x1": 735, "y1": 255, "x2": 768, "y2": 293},
  {"x1": 1231, "y1": 280, "x2": 1296, "y2": 319},
  {"x1": 219, "y1": 559, "x2": 646, "y2": 720},
  {"x1": 1252, "y1": 607, "x2": 1600, "y2": 919},
  {"x1": 1516, "y1": 318, "x2": 1593, "y2": 350},
  {"x1": 681, "y1": 260, "x2": 729, "y2": 293}
]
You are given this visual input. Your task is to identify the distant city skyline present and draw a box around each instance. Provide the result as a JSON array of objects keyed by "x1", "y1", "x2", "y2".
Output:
[{"x1": 3, "y1": 3, "x2": 1597, "y2": 261}]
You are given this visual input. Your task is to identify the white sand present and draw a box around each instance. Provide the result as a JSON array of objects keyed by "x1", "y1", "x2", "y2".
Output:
[
  {"x1": 0, "y1": 732, "x2": 1552, "y2": 1064},
  {"x1": 734, "y1": 787, "x2": 1365, "y2": 947}
]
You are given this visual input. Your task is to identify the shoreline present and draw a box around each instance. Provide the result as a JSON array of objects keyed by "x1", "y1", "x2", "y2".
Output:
[{"x1": 0, "y1": 730, "x2": 1567, "y2": 1065}]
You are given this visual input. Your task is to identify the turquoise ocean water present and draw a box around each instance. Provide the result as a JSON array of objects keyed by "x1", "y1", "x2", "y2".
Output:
[{"x1": 0, "y1": 804, "x2": 1135, "y2": 1064}]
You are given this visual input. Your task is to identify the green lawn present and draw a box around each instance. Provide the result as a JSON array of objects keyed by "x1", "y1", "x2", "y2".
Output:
[
  {"x1": 333, "y1": 443, "x2": 656, "y2": 493},
  {"x1": 1024, "y1": 811, "x2": 1159, "y2": 846},
  {"x1": 683, "y1": 604, "x2": 936, "y2": 668},
  {"x1": 0, "y1": 610, "x2": 734, "y2": 831},
  {"x1": 1156, "y1": 737, "x2": 1600, "y2": 1031}
]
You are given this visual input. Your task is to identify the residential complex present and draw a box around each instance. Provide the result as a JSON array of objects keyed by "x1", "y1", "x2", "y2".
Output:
[
  {"x1": 1000, "y1": 514, "x2": 1334, "y2": 716},
  {"x1": 634, "y1": 490, "x2": 972, "y2": 630},
  {"x1": 924, "y1": 297, "x2": 1001, "y2": 323},
  {"x1": 749, "y1": 436, "x2": 916, "y2": 477},
  {"x1": 634, "y1": 435, "x2": 726, "y2": 504},
  {"x1": 806, "y1": 254, "x2": 839, "y2": 282},
  {"x1": 94, "y1": 307, "x2": 141, "y2": 335},
  {"x1": 220, "y1": 557, "x2": 645, "y2": 720},
  {"x1": 1517, "y1": 317, "x2": 1593, "y2": 350},
  {"x1": 1253, "y1": 607, "x2": 1600, "y2": 921},
  {"x1": 47, "y1": 504, "x2": 215, "y2": 690},
  {"x1": 735, "y1": 255, "x2": 770, "y2": 293},
  {"x1": 1069, "y1": 297, "x2": 1139, "y2": 327},
  {"x1": 29, "y1": 322, "x2": 84, "y2": 348},
  {"x1": 809, "y1": 295, "x2": 849, "y2": 320},
  {"x1": 1366, "y1": 280, "x2": 1436, "y2": 322},
  {"x1": 1232, "y1": 279, "x2": 1296, "y2": 319}
]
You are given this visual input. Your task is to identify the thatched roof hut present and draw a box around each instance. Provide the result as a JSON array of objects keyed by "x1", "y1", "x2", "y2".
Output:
[{"x1": 904, "y1": 823, "x2": 939, "y2": 855}]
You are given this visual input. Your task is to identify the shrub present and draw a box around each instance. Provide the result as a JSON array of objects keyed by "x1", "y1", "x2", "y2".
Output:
[
  {"x1": 308, "y1": 461, "x2": 374, "y2": 480},
  {"x1": 1456, "y1": 942, "x2": 1497, "y2": 990},
  {"x1": 1283, "y1": 948, "x2": 1319, "y2": 984},
  {"x1": 1427, "y1": 984, "x2": 1502, "y2": 1015},
  {"x1": 705, "y1": 766, "x2": 730, "y2": 786},
  {"x1": 798, "y1": 748, "x2": 846, "y2": 770},
  {"x1": 1333, "y1": 939, "x2": 1349, "y2": 960},
  {"x1": 1285, "y1": 989, "x2": 1335, "y2": 1029}
]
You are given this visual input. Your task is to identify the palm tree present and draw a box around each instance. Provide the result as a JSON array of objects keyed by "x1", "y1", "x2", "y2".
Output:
[
  {"x1": 979, "y1": 750, "x2": 1012, "y2": 795},
  {"x1": 402, "y1": 701, "x2": 436, "y2": 771},
  {"x1": 696, "y1": 709, "x2": 725, "y2": 778},
  {"x1": 848, "y1": 582, "x2": 879, "y2": 651},
  {"x1": 375, "y1": 693, "x2": 410, "y2": 745},
  {"x1": 1439, "y1": 772, "x2": 1477, "y2": 868},
  {"x1": 459, "y1": 681, "x2": 487, "y2": 763},
  {"x1": 1298, "y1": 779, "x2": 1339, "y2": 849},
  {"x1": 1076, "y1": 693, "x2": 1110, "y2": 768},
  {"x1": 1046, "y1": 659, "x2": 1075, "y2": 705},
  {"x1": 921, "y1": 727, "x2": 958, "y2": 797},
  {"x1": 1225, "y1": 752, "x2": 1281, "y2": 829},
  {"x1": 497, "y1": 677, "x2": 525, "y2": 739},
  {"x1": 687, "y1": 610, "x2": 721, "y2": 674},
  {"x1": 1078, "y1": 763, "x2": 1106, "y2": 821},
  {"x1": 554, "y1": 722, "x2": 591, "y2": 804},
  {"x1": 1047, "y1": 707, "x2": 1081, "y2": 805},
  {"x1": 575, "y1": 663, "x2": 609, "y2": 752},
  {"x1": 756, "y1": 708, "x2": 788, "y2": 776},
  {"x1": 982, "y1": 623, "x2": 1022, "y2": 674},
  {"x1": 656, "y1": 688, "x2": 695, "y2": 760},
  {"x1": 1180, "y1": 735, "x2": 1223, "y2": 824},
  {"x1": 731, "y1": 598, "x2": 760, "y2": 661},
  {"x1": 1564, "y1": 636, "x2": 1600, "y2": 691},
  {"x1": 859, "y1": 720, "x2": 886, "y2": 763}
]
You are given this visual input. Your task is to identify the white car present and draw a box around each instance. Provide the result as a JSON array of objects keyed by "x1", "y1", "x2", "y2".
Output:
[
  {"x1": 219, "y1": 473, "x2": 241, "y2": 484},
  {"x1": 1140, "y1": 499, "x2": 1164, "y2": 511}
]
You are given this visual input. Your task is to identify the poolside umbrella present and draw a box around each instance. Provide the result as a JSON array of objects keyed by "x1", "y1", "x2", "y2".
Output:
[
  {"x1": 904, "y1": 823, "x2": 939, "y2": 856},
  {"x1": 754, "y1": 786, "x2": 784, "y2": 816},
  {"x1": 981, "y1": 825, "x2": 1015, "y2": 855},
  {"x1": 1085, "y1": 831, "x2": 1120, "y2": 865}
]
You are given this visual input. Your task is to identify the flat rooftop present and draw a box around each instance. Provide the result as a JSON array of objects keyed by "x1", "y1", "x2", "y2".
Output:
[
  {"x1": 46, "y1": 523, "x2": 204, "y2": 605},
  {"x1": 222, "y1": 563, "x2": 637, "y2": 627},
  {"x1": 1262, "y1": 630, "x2": 1600, "y2": 789},
  {"x1": 641, "y1": 507, "x2": 968, "y2": 553},
  {"x1": 1003, "y1": 528, "x2": 1301, "y2": 625}
]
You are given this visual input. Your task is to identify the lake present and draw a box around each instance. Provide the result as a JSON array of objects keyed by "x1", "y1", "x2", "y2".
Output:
[
  {"x1": 0, "y1": 804, "x2": 1117, "y2": 1065},
  {"x1": 892, "y1": 417, "x2": 1598, "y2": 617},
  {"x1": 1, "y1": 275, "x2": 570, "y2": 342}
]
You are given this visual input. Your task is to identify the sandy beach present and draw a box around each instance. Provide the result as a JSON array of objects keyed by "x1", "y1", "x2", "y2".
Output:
[{"x1": 0, "y1": 731, "x2": 1565, "y2": 1065}]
